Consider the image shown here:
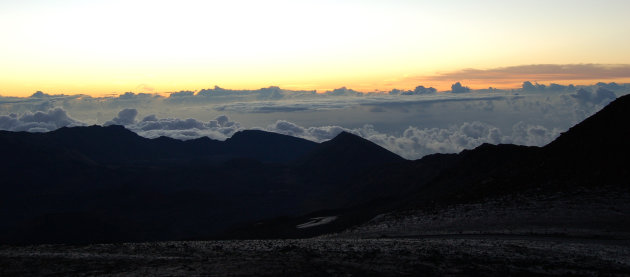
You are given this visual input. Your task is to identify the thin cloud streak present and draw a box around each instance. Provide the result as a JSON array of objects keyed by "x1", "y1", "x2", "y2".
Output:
[{"x1": 415, "y1": 64, "x2": 630, "y2": 84}]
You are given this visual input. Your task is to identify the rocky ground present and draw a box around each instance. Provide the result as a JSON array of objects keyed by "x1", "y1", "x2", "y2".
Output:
[
  {"x1": 334, "y1": 188, "x2": 630, "y2": 240},
  {"x1": 1, "y1": 236, "x2": 630, "y2": 276},
  {"x1": 2, "y1": 189, "x2": 629, "y2": 276}
]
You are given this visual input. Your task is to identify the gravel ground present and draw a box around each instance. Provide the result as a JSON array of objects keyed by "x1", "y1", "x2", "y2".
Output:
[
  {"x1": 334, "y1": 189, "x2": 630, "y2": 240},
  {"x1": 2, "y1": 190, "x2": 629, "y2": 276},
  {"x1": 2, "y1": 237, "x2": 630, "y2": 276}
]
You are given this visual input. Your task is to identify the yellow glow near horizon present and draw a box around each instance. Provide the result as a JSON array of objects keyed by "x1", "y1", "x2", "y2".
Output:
[{"x1": 1, "y1": 0, "x2": 630, "y2": 97}]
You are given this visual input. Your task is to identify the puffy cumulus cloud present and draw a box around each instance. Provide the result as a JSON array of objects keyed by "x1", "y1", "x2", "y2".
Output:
[
  {"x1": 570, "y1": 87, "x2": 616, "y2": 106},
  {"x1": 124, "y1": 113, "x2": 241, "y2": 140},
  {"x1": 450, "y1": 82, "x2": 471, "y2": 93},
  {"x1": 596, "y1": 82, "x2": 625, "y2": 91},
  {"x1": 324, "y1": 87, "x2": 363, "y2": 96},
  {"x1": 266, "y1": 120, "x2": 346, "y2": 142},
  {"x1": 117, "y1": 92, "x2": 158, "y2": 100},
  {"x1": 0, "y1": 107, "x2": 83, "y2": 132},
  {"x1": 30, "y1": 91, "x2": 51, "y2": 98},
  {"x1": 104, "y1": 108, "x2": 138, "y2": 126},
  {"x1": 0, "y1": 106, "x2": 564, "y2": 160},
  {"x1": 520, "y1": 81, "x2": 584, "y2": 93},
  {"x1": 169, "y1": 90, "x2": 196, "y2": 98},
  {"x1": 407, "y1": 85, "x2": 437, "y2": 95},
  {"x1": 266, "y1": 119, "x2": 560, "y2": 160},
  {"x1": 389, "y1": 85, "x2": 437, "y2": 95},
  {"x1": 356, "y1": 122, "x2": 504, "y2": 159},
  {"x1": 521, "y1": 81, "x2": 547, "y2": 91},
  {"x1": 255, "y1": 86, "x2": 284, "y2": 100},
  {"x1": 361, "y1": 121, "x2": 561, "y2": 159},
  {"x1": 509, "y1": 122, "x2": 562, "y2": 146},
  {"x1": 163, "y1": 86, "x2": 318, "y2": 105}
]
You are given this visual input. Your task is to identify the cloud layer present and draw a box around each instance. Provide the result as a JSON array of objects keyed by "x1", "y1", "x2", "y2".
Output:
[
  {"x1": 0, "y1": 106, "x2": 565, "y2": 160},
  {"x1": 266, "y1": 120, "x2": 561, "y2": 159},
  {"x1": 0, "y1": 108, "x2": 82, "y2": 132},
  {"x1": 124, "y1": 111, "x2": 241, "y2": 141},
  {"x1": 1, "y1": 81, "x2": 628, "y2": 160},
  {"x1": 418, "y1": 64, "x2": 630, "y2": 84}
]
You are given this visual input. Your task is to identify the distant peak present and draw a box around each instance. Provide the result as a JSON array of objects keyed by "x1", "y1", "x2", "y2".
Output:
[
  {"x1": 329, "y1": 131, "x2": 366, "y2": 143},
  {"x1": 228, "y1": 129, "x2": 279, "y2": 141},
  {"x1": 232, "y1": 129, "x2": 268, "y2": 136},
  {"x1": 226, "y1": 129, "x2": 318, "y2": 149},
  {"x1": 103, "y1": 124, "x2": 128, "y2": 130},
  {"x1": 50, "y1": 124, "x2": 139, "y2": 138}
]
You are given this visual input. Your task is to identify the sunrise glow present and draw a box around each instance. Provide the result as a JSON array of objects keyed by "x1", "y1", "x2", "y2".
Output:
[{"x1": 1, "y1": 0, "x2": 630, "y2": 96}]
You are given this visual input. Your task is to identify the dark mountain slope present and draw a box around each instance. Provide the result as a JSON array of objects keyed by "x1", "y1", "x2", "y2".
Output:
[
  {"x1": 546, "y1": 93, "x2": 629, "y2": 153},
  {"x1": 226, "y1": 95, "x2": 630, "y2": 239},
  {"x1": 45, "y1": 125, "x2": 164, "y2": 164},
  {"x1": 3, "y1": 126, "x2": 317, "y2": 165},
  {"x1": 2, "y1": 95, "x2": 629, "y2": 243},
  {"x1": 0, "y1": 128, "x2": 393, "y2": 244},
  {"x1": 542, "y1": 95, "x2": 630, "y2": 185},
  {"x1": 225, "y1": 130, "x2": 318, "y2": 163},
  {"x1": 296, "y1": 131, "x2": 405, "y2": 183},
  {"x1": 411, "y1": 94, "x2": 630, "y2": 203}
]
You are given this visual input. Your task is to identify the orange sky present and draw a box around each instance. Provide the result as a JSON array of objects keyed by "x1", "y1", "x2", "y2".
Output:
[{"x1": 1, "y1": 1, "x2": 630, "y2": 97}]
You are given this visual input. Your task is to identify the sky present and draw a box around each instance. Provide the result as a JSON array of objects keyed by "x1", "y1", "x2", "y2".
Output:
[{"x1": 1, "y1": 0, "x2": 630, "y2": 96}]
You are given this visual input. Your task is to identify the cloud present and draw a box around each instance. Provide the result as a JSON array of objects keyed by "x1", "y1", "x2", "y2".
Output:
[
  {"x1": 30, "y1": 91, "x2": 51, "y2": 98},
  {"x1": 596, "y1": 82, "x2": 625, "y2": 91},
  {"x1": 266, "y1": 119, "x2": 560, "y2": 160},
  {"x1": 450, "y1": 82, "x2": 471, "y2": 93},
  {"x1": 0, "y1": 107, "x2": 83, "y2": 132},
  {"x1": 117, "y1": 92, "x2": 158, "y2": 100},
  {"x1": 389, "y1": 85, "x2": 437, "y2": 95},
  {"x1": 104, "y1": 108, "x2": 138, "y2": 126},
  {"x1": 570, "y1": 87, "x2": 616, "y2": 106},
  {"x1": 521, "y1": 81, "x2": 547, "y2": 91},
  {"x1": 266, "y1": 120, "x2": 346, "y2": 142},
  {"x1": 0, "y1": 106, "x2": 567, "y2": 160},
  {"x1": 323, "y1": 87, "x2": 362, "y2": 96},
  {"x1": 164, "y1": 86, "x2": 318, "y2": 105},
  {"x1": 169, "y1": 91, "x2": 196, "y2": 98},
  {"x1": 407, "y1": 85, "x2": 437, "y2": 95},
  {"x1": 361, "y1": 121, "x2": 561, "y2": 159},
  {"x1": 414, "y1": 64, "x2": 630, "y2": 86},
  {"x1": 509, "y1": 122, "x2": 562, "y2": 146},
  {"x1": 214, "y1": 93, "x2": 506, "y2": 113},
  {"x1": 1, "y1": 81, "x2": 625, "y2": 161},
  {"x1": 122, "y1": 113, "x2": 241, "y2": 140}
]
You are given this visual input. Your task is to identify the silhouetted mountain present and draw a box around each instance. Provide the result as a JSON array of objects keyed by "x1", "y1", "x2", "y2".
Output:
[
  {"x1": 297, "y1": 131, "x2": 404, "y2": 182},
  {"x1": 543, "y1": 94, "x2": 630, "y2": 185},
  {"x1": 225, "y1": 130, "x2": 318, "y2": 163},
  {"x1": 224, "y1": 95, "x2": 630, "y2": 239},
  {"x1": 2, "y1": 125, "x2": 316, "y2": 166},
  {"x1": 1, "y1": 95, "x2": 629, "y2": 244}
]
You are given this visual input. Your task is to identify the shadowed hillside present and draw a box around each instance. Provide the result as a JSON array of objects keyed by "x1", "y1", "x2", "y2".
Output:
[{"x1": 0, "y1": 95, "x2": 629, "y2": 244}]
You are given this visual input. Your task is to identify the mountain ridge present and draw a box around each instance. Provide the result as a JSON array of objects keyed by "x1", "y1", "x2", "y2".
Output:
[{"x1": 0, "y1": 95, "x2": 629, "y2": 243}]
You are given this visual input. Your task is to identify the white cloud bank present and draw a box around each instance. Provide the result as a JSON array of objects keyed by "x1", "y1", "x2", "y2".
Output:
[
  {"x1": 102, "y1": 108, "x2": 242, "y2": 141},
  {"x1": 0, "y1": 106, "x2": 564, "y2": 160},
  {"x1": 266, "y1": 119, "x2": 561, "y2": 159},
  {"x1": 0, "y1": 108, "x2": 83, "y2": 132},
  {"x1": 1, "y1": 83, "x2": 625, "y2": 160},
  {"x1": 99, "y1": 108, "x2": 562, "y2": 159}
]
